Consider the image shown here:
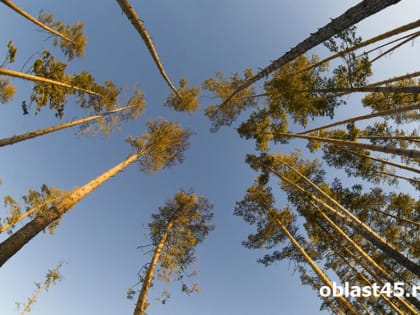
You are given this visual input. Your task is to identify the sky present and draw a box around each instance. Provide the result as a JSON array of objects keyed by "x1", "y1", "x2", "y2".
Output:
[{"x1": 0, "y1": 1, "x2": 419, "y2": 314}]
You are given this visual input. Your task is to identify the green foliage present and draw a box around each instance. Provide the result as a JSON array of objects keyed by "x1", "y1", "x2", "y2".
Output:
[
  {"x1": 203, "y1": 69, "x2": 257, "y2": 131},
  {"x1": 0, "y1": 41, "x2": 17, "y2": 103},
  {"x1": 151, "y1": 190, "x2": 213, "y2": 289},
  {"x1": 324, "y1": 26, "x2": 372, "y2": 88},
  {"x1": 71, "y1": 72, "x2": 119, "y2": 113},
  {"x1": 131, "y1": 190, "x2": 214, "y2": 313},
  {"x1": 38, "y1": 11, "x2": 87, "y2": 60},
  {"x1": 265, "y1": 55, "x2": 342, "y2": 127},
  {"x1": 6, "y1": 40, "x2": 17, "y2": 65},
  {"x1": 126, "y1": 120, "x2": 193, "y2": 174},
  {"x1": 1, "y1": 184, "x2": 66, "y2": 235},
  {"x1": 164, "y1": 78, "x2": 200, "y2": 112},
  {"x1": 29, "y1": 50, "x2": 119, "y2": 117},
  {"x1": 0, "y1": 77, "x2": 15, "y2": 104},
  {"x1": 79, "y1": 89, "x2": 146, "y2": 137},
  {"x1": 17, "y1": 261, "x2": 65, "y2": 315},
  {"x1": 362, "y1": 79, "x2": 420, "y2": 124},
  {"x1": 31, "y1": 50, "x2": 70, "y2": 117}
]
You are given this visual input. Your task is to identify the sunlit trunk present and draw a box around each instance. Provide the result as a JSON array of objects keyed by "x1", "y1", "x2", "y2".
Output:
[
  {"x1": 299, "y1": 103, "x2": 420, "y2": 135},
  {"x1": 273, "y1": 162, "x2": 420, "y2": 276},
  {"x1": 0, "y1": 68, "x2": 101, "y2": 96},
  {"x1": 133, "y1": 219, "x2": 175, "y2": 315},
  {"x1": 0, "y1": 151, "x2": 143, "y2": 267},
  {"x1": 0, "y1": 0, "x2": 70, "y2": 41},
  {"x1": 0, "y1": 105, "x2": 133, "y2": 147},
  {"x1": 269, "y1": 211, "x2": 359, "y2": 314},
  {"x1": 115, "y1": 0, "x2": 181, "y2": 100},
  {"x1": 276, "y1": 132, "x2": 420, "y2": 159}
]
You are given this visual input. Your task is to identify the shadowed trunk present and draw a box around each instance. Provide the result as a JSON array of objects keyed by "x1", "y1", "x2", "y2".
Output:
[{"x1": 219, "y1": 0, "x2": 401, "y2": 108}]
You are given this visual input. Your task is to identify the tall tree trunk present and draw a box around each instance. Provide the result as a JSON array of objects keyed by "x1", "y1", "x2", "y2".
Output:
[
  {"x1": 0, "y1": 150, "x2": 144, "y2": 267},
  {"x1": 115, "y1": 0, "x2": 181, "y2": 100},
  {"x1": 0, "y1": 0, "x2": 71, "y2": 41},
  {"x1": 299, "y1": 103, "x2": 420, "y2": 134},
  {"x1": 312, "y1": 204, "x2": 420, "y2": 312},
  {"x1": 276, "y1": 131, "x2": 420, "y2": 159},
  {"x1": 0, "y1": 68, "x2": 101, "y2": 96},
  {"x1": 269, "y1": 212, "x2": 359, "y2": 315},
  {"x1": 327, "y1": 238, "x2": 407, "y2": 314},
  {"x1": 0, "y1": 193, "x2": 71, "y2": 234},
  {"x1": 357, "y1": 135, "x2": 420, "y2": 141},
  {"x1": 294, "y1": 86, "x2": 420, "y2": 95},
  {"x1": 338, "y1": 149, "x2": 420, "y2": 174},
  {"x1": 274, "y1": 162, "x2": 420, "y2": 276},
  {"x1": 219, "y1": 0, "x2": 401, "y2": 108},
  {"x1": 377, "y1": 170, "x2": 420, "y2": 188},
  {"x1": 305, "y1": 19, "x2": 420, "y2": 72},
  {"x1": 0, "y1": 105, "x2": 134, "y2": 148},
  {"x1": 133, "y1": 219, "x2": 176, "y2": 315},
  {"x1": 339, "y1": 241, "x2": 420, "y2": 313},
  {"x1": 370, "y1": 31, "x2": 420, "y2": 63}
]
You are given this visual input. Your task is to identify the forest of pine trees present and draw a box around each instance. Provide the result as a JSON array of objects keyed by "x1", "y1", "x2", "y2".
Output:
[{"x1": 0, "y1": 0, "x2": 418, "y2": 314}]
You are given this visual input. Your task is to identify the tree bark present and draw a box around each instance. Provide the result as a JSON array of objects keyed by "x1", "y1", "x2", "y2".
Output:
[
  {"x1": 0, "y1": 105, "x2": 134, "y2": 147},
  {"x1": 312, "y1": 204, "x2": 419, "y2": 312},
  {"x1": 338, "y1": 148, "x2": 420, "y2": 174},
  {"x1": 299, "y1": 103, "x2": 420, "y2": 134},
  {"x1": 275, "y1": 162, "x2": 420, "y2": 277},
  {"x1": 305, "y1": 19, "x2": 420, "y2": 72},
  {"x1": 0, "y1": 0, "x2": 71, "y2": 41},
  {"x1": 0, "y1": 68, "x2": 101, "y2": 96},
  {"x1": 220, "y1": 0, "x2": 402, "y2": 108},
  {"x1": 269, "y1": 212, "x2": 359, "y2": 315},
  {"x1": 133, "y1": 219, "x2": 175, "y2": 315},
  {"x1": 0, "y1": 151, "x2": 142, "y2": 267},
  {"x1": 115, "y1": 0, "x2": 181, "y2": 99},
  {"x1": 277, "y1": 131, "x2": 420, "y2": 159},
  {"x1": 326, "y1": 237, "x2": 407, "y2": 314}
]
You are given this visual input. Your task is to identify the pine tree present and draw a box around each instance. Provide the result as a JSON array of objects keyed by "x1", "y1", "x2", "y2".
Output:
[
  {"x1": 130, "y1": 190, "x2": 214, "y2": 315},
  {"x1": 0, "y1": 120, "x2": 192, "y2": 267}
]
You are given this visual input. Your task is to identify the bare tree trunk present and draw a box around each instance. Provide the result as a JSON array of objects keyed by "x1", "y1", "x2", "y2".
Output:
[
  {"x1": 219, "y1": 0, "x2": 401, "y2": 108},
  {"x1": 305, "y1": 19, "x2": 420, "y2": 71},
  {"x1": 274, "y1": 162, "x2": 420, "y2": 276},
  {"x1": 0, "y1": 0, "x2": 71, "y2": 41},
  {"x1": 312, "y1": 204, "x2": 419, "y2": 312},
  {"x1": 377, "y1": 170, "x2": 420, "y2": 188},
  {"x1": 0, "y1": 68, "x2": 101, "y2": 96},
  {"x1": 299, "y1": 103, "x2": 420, "y2": 135},
  {"x1": 0, "y1": 105, "x2": 134, "y2": 147},
  {"x1": 357, "y1": 135, "x2": 420, "y2": 141},
  {"x1": 293, "y1": 86, "x2": 420, "y2": 95},
  {"x1": 277, "y1": 131, "x2": 420, "y2": 159},
  {"x1": 338, "y1": 149, "x2": 420, "y2": 174},
  {"x1": 133, "y1": 219, "x2": 175, "y2": 315},
  {"x1": 327, "y1": 238, "x2": 406, "y2": 314},
  {"x1": 116, "y1": 0, "x2": 181, "y2": 100},
  {"x1": 269, "y1": 211, "x2": 359, "y2": 314},
  {"x1": 0, "y1": 151, "x2": 143, "y2": 267}
]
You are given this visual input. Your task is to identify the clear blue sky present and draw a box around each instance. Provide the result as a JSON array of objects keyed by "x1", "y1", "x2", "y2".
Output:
[{"x1": 0, "y1": 1, "x2": 419, "y2": 314}]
